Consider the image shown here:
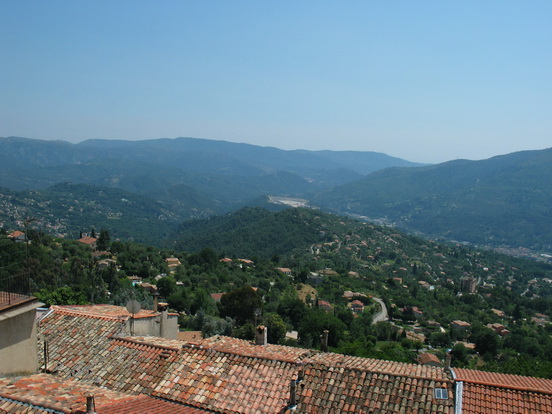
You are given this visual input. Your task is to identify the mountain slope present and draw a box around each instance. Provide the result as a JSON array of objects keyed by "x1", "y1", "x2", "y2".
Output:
[
  {"x1": 173, "y1": 207, "x2": 342, "y2": 258},
  {"x1": 315, "y1": 148, "x2": 552, "y2": 250},
  {"x1": 1, "y1": 136, "x2": 423, "y2": 188},
  {"x1": 0, "y1": 183, "x2": 191, "y2": 244}
]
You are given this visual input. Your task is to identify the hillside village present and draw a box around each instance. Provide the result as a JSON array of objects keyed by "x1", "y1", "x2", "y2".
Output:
[
  {"x1": 4, "y1": 0, "x2": 552, "y2": 410},
  {"x1": 2, "y1": 208, "x2": 552, "y2": 412}
]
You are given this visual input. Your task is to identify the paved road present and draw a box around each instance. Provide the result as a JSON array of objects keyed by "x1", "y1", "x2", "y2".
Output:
[{"x1": 372, "y1": 297, "x2": 389, "y2": 324}]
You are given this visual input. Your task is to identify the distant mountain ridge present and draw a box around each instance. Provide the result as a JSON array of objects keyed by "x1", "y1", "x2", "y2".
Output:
[
  {"x1": 0, "y1": 135, "x2": 423, "y2": 244},
  {"x1": 2, "y1": 136, "x2": 551, "y2": 254},
  {"x1": 315, "y1": 147, "x2": 552, "y2": 252},
  {"x1": 1, "y1": 136, "x2": 423, "y2": 182}
]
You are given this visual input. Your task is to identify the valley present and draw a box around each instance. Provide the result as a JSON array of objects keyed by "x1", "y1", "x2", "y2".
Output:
[{"x1": 2, "y1": 136, "x2": 552, "y2": 380}]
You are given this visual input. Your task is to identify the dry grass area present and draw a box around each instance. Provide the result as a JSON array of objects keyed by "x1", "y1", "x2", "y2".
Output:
[{"x1": 296, "y1": 283, "x2": 318, "y2": 303}]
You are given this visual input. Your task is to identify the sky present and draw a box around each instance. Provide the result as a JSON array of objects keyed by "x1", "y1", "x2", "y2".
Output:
[{"x1": 1, "y1": 1, "x2": 551, "y2": 164}]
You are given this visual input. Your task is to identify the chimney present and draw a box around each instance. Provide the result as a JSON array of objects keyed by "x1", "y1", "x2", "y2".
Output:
[
  {"x1": 289, "y1": 379, "x2": 297, "y2": 408},
  {"x1": 320, "y1": 330, "x2": 329, "y2": 352},
  {"x1": 153, "y1": 292, "x2": 160, "y2": 312},
  {"x1": 445, "y1": 349, "x2": 452, "y2": 373},
  {"x1": 296, "y1": 361, "x2": 304, "y2": 382},
  {"x1": 158, "y1": 302, "x2": 168, "y2": 338},
  {"x1": 85, "y1": 393, "x2": 96, "y2": 414},
  {"x1": 255, "y1": 325, "x2": 268, "y2": 345},
  {"x1": 43, "y1": 341, "x2": 49, "y2": 372}
]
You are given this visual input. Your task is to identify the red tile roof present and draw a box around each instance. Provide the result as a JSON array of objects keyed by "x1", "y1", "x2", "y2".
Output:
[
  {"x1": 53, "y1": 304, "x2": 161, "y2": 320},
  {"x1": 7, "y1": 230, "x2": 24, "y2": 239},
  {"x1": 454, "y1": 368, "x2": 552, "y2": 394},
  {"x1": 197, "y1": 335, "x2": 313, "y2": 362},
  {"x1": 454, "y1": 368, "x2": 552, "y2": 414},
  {"x1": 297, "y1": 366, "x2": 453, "y2": 413},
  {"x1": 39, "y1": 306, "x2": 455, "y2": 413},
  {"x1": 178, "y1": 331, "x2": 203, "y2": 342},
  {"x1": 307, "y1": 353, "x2": 450, "y2": 381},
  {"x1": 38, "y1": 305, "x2": 552, "y2": 414},
  {"x1": 460, "y1": 382, "x2": 552, "y2": 414},
  {"x1": 154, "y1": 346, "x2": 297, "y2": 413},
  {"x1": 0, "y1": 374, "x2": 209, "y2": 414},
  {"x1": 77, "y1": 236, "x2": 97, "y2": 245},
  {"x1": 418, "y1": 353, "x2": 441, "y2": 366},
  {"x1": 38, "y1": 306, "x2": 126, "y2": 376},
  {"x1": 99, "y1": 395, "x2": 208, "y2": 414},
  {"x1": 0, "y1": 397, "x2": 52, "y2": 414},
  {"x1": 209, "y1": 293, "x2": 225, "y2": 302}
]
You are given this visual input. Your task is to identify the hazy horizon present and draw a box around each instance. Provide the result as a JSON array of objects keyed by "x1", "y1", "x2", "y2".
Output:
[{"x1": 2, "y1": 2, "x2": 551, "y2": 164}]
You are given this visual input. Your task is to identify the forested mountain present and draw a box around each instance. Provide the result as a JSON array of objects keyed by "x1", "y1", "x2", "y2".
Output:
[
  {"x1": 0, "y1": 183, "x2": 192, "y2": 244},
  {"x1": 173, "y1": 207, "x2": 338, "y2": 257},
  {"x1": 315, "y1": 148, "x2": 552, "y2": 253},
  {"x1": 0, "y1": 136, "x2": 421, "y2": 191},
  {"x1": 2, "y1": 136, "x2": 552, "y2": 255}
]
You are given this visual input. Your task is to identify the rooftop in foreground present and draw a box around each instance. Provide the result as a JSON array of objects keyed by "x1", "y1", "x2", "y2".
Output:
[{"x1": 2, "y1": 304, "x2": 545, "y2": 413}]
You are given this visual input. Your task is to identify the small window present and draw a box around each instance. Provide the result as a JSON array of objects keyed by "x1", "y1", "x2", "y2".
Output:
[{"x1": 434, "y1": 387, "x2": 448, "y2": 400}]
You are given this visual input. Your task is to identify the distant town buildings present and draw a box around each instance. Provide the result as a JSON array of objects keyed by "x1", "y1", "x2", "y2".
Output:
[
  {"x1": 77, "y1": 235, "x2": 97, "y2": 249},
  {"x1": 460, "y1": 276, "x2": 477, "y2": 293}
]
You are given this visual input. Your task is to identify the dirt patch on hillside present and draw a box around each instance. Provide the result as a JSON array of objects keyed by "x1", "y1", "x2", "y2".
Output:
[{"x1": 296, "y1": 283, "x2": 318, "y2": 303}]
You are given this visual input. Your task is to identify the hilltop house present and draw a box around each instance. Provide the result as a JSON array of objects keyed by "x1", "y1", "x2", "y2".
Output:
[
  {"x1": 210, "y1": 292, "x2": 225, "y2": 303},
  {"x1": 276, "y1": 267, "x2": 293, "y2": 276},
  {"x1": 350, "y1": 299, "x2": 365, "y2": 314},
  {"x1": 77, "y1": 236, "x2": 97, "y2": 249},
  {"x1": 307, "y1": 272, "x2": 324, "y2": 285},
  {"x1": 418, "y1": 352, "x2": 442, "y2": 367},
  {"x1": 7, "y1": 230, "x2": 26, "y2": 242},
  {"x1": 317, "y1": 299, "x2": 333, "y2": 312},
  {"x1": 451, "y1": 320, "x2": 471, "y2": 338}
]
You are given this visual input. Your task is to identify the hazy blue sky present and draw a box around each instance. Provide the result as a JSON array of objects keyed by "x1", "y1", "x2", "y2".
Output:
[{"x1": 1, "y1": 2, "x2": 551, "y2": 163}]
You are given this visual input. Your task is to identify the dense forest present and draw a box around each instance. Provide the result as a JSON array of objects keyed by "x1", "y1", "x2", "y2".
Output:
[{"x1": 3, "y1": 207, "x2": 552, "y2": 379}]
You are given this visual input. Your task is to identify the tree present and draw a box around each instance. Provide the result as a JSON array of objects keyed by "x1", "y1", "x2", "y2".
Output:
[
  {"x1": 219, "y1": 286, "x2": 262, "y2": 325},
  {"x1": 97, "y1": 229, "x2": 111, "y2": 251},
  {"x1": 192, "y1": 310, "x2": 233, "y2": 337},
  {"x1": 35, "y1": 286, "x2": 87, "y2": 307},
  {"x1": 427, "y1": 332, "x2": 452, "y2": 348},
  {"x1": 190, "y1": 288, "x2": 217, "y2": 315},
  {"x1": 157, "y1": 276, "x2": 177, "y2": 299},
  {"x1": 277, "y1": 298, "x2": 307, "y2": 329},
  {"x1": 264, "y1": 313, "x2": 287, "y2": 344},
  {"x1": 298, "y1": 309, "x2": 346, "y2": 348},
  {"x1": 471, "y1": 326, "x2": 500, "y2": 357}
]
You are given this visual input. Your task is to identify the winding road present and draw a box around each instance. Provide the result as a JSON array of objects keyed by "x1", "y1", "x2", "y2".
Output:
[{"x1": 372, "y1": 297, "x2": 389, "y2": 324}]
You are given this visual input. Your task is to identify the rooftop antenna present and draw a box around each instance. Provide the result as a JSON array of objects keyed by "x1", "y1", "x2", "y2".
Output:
[{"x1": 126, "y1": 299, "x2": 141, "y2": 336}]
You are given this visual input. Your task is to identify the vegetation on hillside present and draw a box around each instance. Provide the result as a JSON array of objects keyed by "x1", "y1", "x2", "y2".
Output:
[
  {"x1": 3, "y1": 207, "x2": 552, "y2": 379},
  {"x1": 315, "y1": 148, "x2": 552, "y2": 253}
]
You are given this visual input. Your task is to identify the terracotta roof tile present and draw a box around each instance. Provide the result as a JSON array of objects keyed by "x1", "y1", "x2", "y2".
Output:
[
  {"x1": 306, "y1": 352, "x2": 450, "y2": 381},
  {"x1": 454, "y1": 368, "x2": 552, "y2": 394},
  {"x1": 178, "y1": 331, "x2": 203, "y2": 342},
  {"x1": 0, "y1": 397, "x2": 53, "y2": 413},
  {"x1": 53, "y1": 304, "x2": 161, "y2": 320},
  {"x1": 38, "y1": 305, "x2": 551, "y2": 413},
  {"x1": 461, "y1": 382, "x2": 552, "y2": 414},
  {"x1": 196, "y1": 335, "x2": 313, "y2": 362},
  {"x1": 38, "y1": 306, "x2": 126, "y2": 375},
  {"x1": 0, "y1": 374, "x2": 210, "y2": 414},
  {"x1": 418, "y1": 353, "x2": 441, "y2": 366},
  {"x1": 455, "y1": 368, "x2": 552, "y2": 414}
]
